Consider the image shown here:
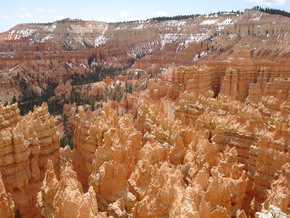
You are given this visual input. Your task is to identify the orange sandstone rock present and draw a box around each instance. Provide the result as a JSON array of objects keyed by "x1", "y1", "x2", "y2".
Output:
[
  {"x1": 0, "y1": 102, "x2": 60, "y2": 217},
  {"x1": 37, "y1": 161, "x2": 107, "y2": 217},
  {"x1": 0, "y1": 173, "x2": 15, "y2": 218}
]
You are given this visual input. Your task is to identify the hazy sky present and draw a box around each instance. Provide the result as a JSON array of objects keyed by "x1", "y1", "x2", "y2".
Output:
[{"x1": 0, "y1": 0, "x2": 289, "y2": 32}]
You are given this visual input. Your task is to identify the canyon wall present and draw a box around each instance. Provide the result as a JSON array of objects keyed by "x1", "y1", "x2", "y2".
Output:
[{"x1": 1, "y1": 9, "x2": 290, "y2": 102}]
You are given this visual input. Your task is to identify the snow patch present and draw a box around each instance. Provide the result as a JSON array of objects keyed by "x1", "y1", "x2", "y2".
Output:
[
  {"x1": 129, "y1": 41, "x2": 156, "y2": 58},
  {"x1": 95, "y1": 35, "x2": 108, "y2": 47},
  {"x1": 18, "y1": 29, "x2": 36, "y2": 37},
  {"x1": 159, "y1": 34, "x2": 181, "y2": 48},
  {"x1": 40, "y1": 34, "x2": 53, "y2": 42},
  {"x1": 8, "y1": 29, "x2": 36, "y2": 40},
  {"x1": 160, "y1": 20, "x2": 187, "y2": 27},
  {"x1": 200, "y1": 19, "x2": 217, "y2": 25},
  {"x1": 192, "y1": 51, "x2": 208, "y2": 61},
  {"x1": 47, "y1": 24, "x2": 56, "y2": 32},
  {"x1": 80, "y1": 63, "x2": 86, "y2": 69},
  {"x1": 256, "y1": 205, "x2": 287, "y2": 218},
  {"x1": 251, "y1": 13, "x2": 262, "y2": 21},
  {"x1": 229, "y1": 34, "x2": 237, "y2": 40},
  {"x1": 133, "y1": 24, "x2": 145, "y2": 29},
  {"x1": 9, "y1": 64, "x2": 20, "y2": 72},
  {"x1": 217, "y1": 18, "x2": 233, "y2": 26},
  {"x1": 114, "y1": 26, "x2": 127, "y2": 30},
  {"x1": 90, "y1": 59, "x2": 98, "y2": 67},
  {"x1": 178, "y1": 33, "x2": 205, "y2": 49},
  {"x1": 66, "y1": 62, "x2": 73, "y2": 69}
]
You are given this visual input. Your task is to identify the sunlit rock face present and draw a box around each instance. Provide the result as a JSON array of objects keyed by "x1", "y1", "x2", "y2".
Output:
[
  {"x1": 0, "y1": 103, "x2": 60, "y2": 217},
  {"x1": 37, "y1": 160, "x2": 108, "y2": 218},
  {"x1": 0, "y1": 91, "x2": 289, "y2": 217}
]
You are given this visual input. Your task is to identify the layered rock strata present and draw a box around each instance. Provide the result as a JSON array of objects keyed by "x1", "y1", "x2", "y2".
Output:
[
  {"x1": 180, "y1": 93, "x2": 290, "y2": 215},
  {"x1": 0, "y1": 103, "x2": 20, "y2": 129},
  {"x1": 0, "y1": 103, "x2": 60, "y2": 217}
]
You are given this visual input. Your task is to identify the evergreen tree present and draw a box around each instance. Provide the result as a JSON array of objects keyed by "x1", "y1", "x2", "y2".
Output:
[{"x1": 11, "y1": 96, "x2": 17, "y2": 104}]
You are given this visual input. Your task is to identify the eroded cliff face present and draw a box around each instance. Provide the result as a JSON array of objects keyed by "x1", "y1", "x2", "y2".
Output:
[
  {"x1": 1, "y1": 9, "x2": 290, "y2": 102},
  {"x1": 0, "y1": 102, "x2": 60, "y2": 217}
]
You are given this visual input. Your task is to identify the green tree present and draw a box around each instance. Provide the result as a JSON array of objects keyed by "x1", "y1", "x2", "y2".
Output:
[{"x1": 11, "y1": 96, "x2": 17, "y2": 104}]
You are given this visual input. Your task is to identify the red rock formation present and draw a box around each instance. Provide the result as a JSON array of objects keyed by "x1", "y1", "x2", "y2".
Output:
[
  {"x1": 0, "y1": 103, "x2": 20, "y2": 129},
  {"x1": 130, "y1": 101, "x2": 248, "y2": 217},
  {"x1": 0, "y1": 96, "x2": 288, "y2": 217},
  {"x1": 37, "y1": 160, "x2": 107, "y2": 217},
  {"x1": 179, "y1": 93, "x2": 289, "y2": 216},
  {"x1": 0, "y1": 173, "x2": 15, "y2": 218},
  {"x1": 1, "y1": 9, "x2": 290, "y2": 103},
  {"x1": 247, "y1": 78, "x2": 290, "y2": 104},
  {"x1": 72, "y1": 106, "x2": 142, "y2": 215},
  {"x1": 54, "y1": 81, "x2": 73, "y2": 99},
  {"x1": 0, "y1": 103, "x2": 60, "y2": 217},
  {"x1": 220, "y1": 45, "x2": 254, "y2": 101},
  {"x1": 72, "y1": 106, "x2": 142, "y2": 189},
  {"x1": 262, "y1": 163, "x2": 290, "y2": 215}
]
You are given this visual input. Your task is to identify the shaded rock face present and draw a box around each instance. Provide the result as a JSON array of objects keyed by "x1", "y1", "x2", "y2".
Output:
[
  {"x1": 0, "y1": 102, "x2": 60, "y2": 217},
  {"x1": 0, "y1": 173, "x2": 15, "y2": 218}
]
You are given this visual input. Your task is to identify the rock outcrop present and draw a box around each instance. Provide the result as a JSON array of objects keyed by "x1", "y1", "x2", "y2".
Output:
[
  {"x1": 177, "y1": 93, "x2": 289, "y2": 216},
  {"x1": 37, "y1": 160, "x2": 107, "y2": 217},
  {"x1": 72, "y1": 106, "x2": 142, "y2": 215},
  {"x1": 262, "y1": 163, "x2": 290, "y2": 215},
  {"x1": 0, "y1": 103, "x2": 20, "y2": 129},
  {"x1": 0, "y1": 173, "x2": 15, "y2": 218},
  {"x1": 220, "y1": 44, "x2": 254, "y2": 101},
  {"x1": 0, "y1": 103, "x2": 60, "y2": 217},
  {"x1": 0, "y1": 96, "x2": 288, "y2": 217}
]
